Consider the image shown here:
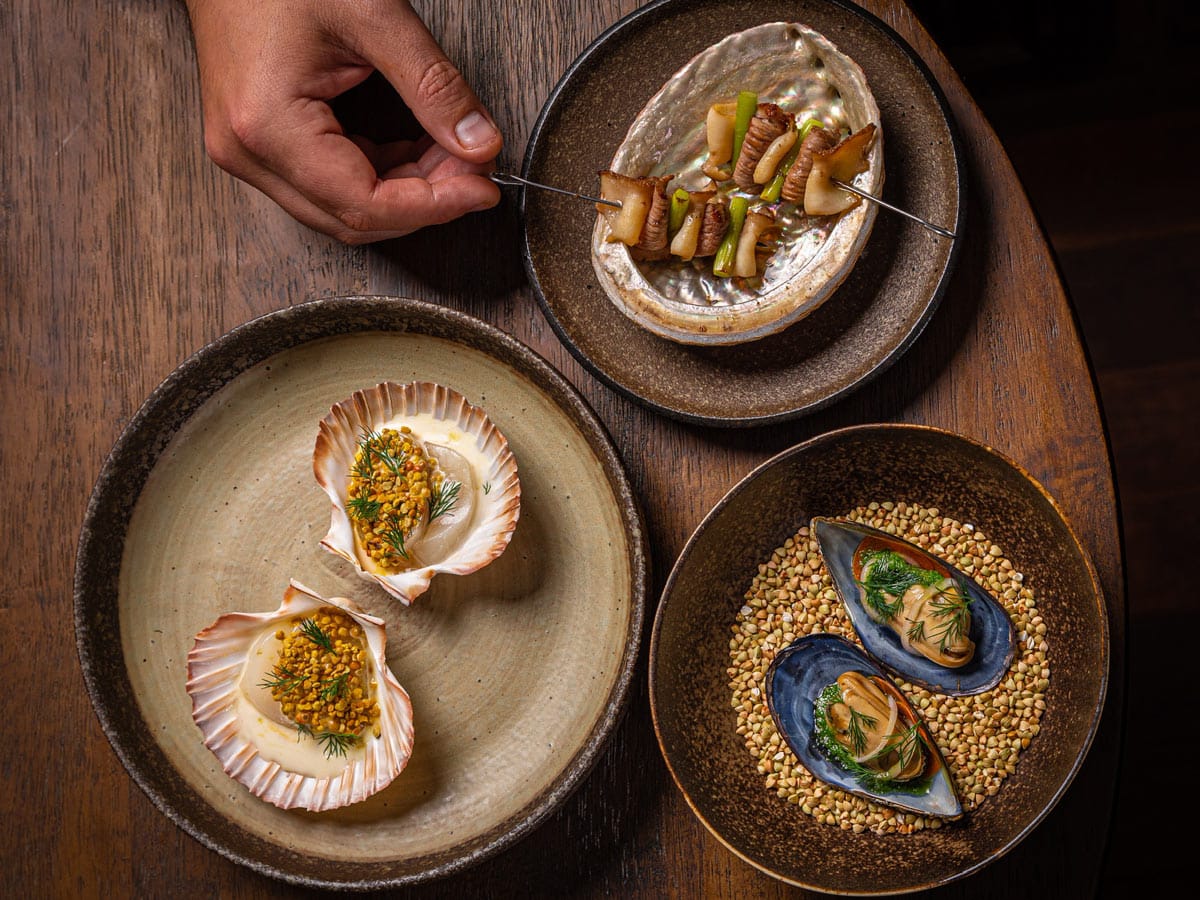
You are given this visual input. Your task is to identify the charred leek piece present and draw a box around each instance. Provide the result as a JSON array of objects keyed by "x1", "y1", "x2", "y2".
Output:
[
  {"x1": 713, "y1": 196, "x2": 749, "y2": 278},
  {"x1": 761, "y1": 118, "x2": 822, "y2": 201},
  {"x1": 729, "y1": 91, "x2": 758, "y2": 170},
  {"x1": 668, "y1": 188, "x2": 690, "y2": 234}
]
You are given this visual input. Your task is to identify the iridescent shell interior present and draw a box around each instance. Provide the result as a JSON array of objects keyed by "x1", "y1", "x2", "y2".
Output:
[
  {"x1": 186, "y1": 581, "x2": 414, "y2": 812},
  {"x1": 313, "y1": 381, "x2": 521, "y2": 605},
  {"x1": 592, "y1": 22, "x2": 883, "y2": 345}
]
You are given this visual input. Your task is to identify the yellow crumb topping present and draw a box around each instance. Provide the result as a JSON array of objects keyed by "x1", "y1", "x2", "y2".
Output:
[
  {"x1": 346, "y1": 427, "x2": 443, "y2": 572},
  {"x1": 265, "y1": 607, "x2": 380, "y2": 744}
]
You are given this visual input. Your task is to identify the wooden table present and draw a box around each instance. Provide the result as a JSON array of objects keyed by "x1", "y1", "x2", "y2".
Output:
[{"x1": 2, "y1": 0, "x2": 1123, "y2": 895}]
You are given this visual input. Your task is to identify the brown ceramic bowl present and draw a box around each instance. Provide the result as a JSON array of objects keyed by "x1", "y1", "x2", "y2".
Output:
[
  {"x1": 75, "y1": 297, "x2": 648, "y2": 889},
  {"x1": 649, "y1": 424, "x2": 1107, "y2": 893},
  {"x1": 521, "y1": 0, "x2": 965, "y2": 426}
]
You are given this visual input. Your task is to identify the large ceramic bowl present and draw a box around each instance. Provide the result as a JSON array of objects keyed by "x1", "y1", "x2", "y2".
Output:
[
  {"x1": 75, "y1": 297, "x2": 647, "y2": 889},
  {"x1": 649, "y1": 424, "x2": 1107, "y2": 893}
]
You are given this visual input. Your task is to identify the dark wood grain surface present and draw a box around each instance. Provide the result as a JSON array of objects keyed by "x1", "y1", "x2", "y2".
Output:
[{"x1": 2, "y1": 0, "x2": 1123, "y2": 896}]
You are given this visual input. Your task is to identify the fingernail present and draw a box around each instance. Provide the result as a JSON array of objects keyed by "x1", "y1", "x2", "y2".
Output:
[{"x1": 455, "y1": 111, "x2": 498, "y2": 150}]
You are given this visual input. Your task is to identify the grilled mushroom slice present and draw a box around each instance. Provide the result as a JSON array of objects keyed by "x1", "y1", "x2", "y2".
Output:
[
  {"x1": 733, "y1": 103, "x2": 794, "y2": 190},
  {"x1": 694, "y1": 198, "x2": 730, "y2": 258},
  {"x1": 630, "y1": 176, "x2": 674, "y2": 262},
  {"x1": 804, "y1": 124, "x2": 879, "y2": 216},
  {"x1": 596, "y1": 171, "x2": 655, "y2": 245},
  {"x1": 780, "y1": 126, "x2": 840, "y2": 205}
]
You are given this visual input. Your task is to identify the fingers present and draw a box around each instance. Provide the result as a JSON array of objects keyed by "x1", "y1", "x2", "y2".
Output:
[
  {"x1": 189, "y1": 0, "x2": 503, "y2": 243},
  {"x1": 218, "y1": 102, "x2": 499, "y2": 242},
  {"x1": 349, "y1": 1, "x2": 503, "y2": 163}
]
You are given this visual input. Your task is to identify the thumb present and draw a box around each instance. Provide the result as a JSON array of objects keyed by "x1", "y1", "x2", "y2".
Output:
[{"x1": 355, "y1": 2, "x2": 503, "y2": 162}]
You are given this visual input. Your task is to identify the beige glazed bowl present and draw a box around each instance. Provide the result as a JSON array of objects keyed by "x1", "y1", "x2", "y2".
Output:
[{"x1": 75, "y1": 297, "x2": 648, "y2": 889}]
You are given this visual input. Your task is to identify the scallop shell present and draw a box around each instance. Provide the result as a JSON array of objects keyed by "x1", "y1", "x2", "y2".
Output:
[
  {"x1": 314, "y1": 381, "x2": 521, "y2": 604},
  {"x1": 591, "y1": 22, "x2": 883, "y2": 345},
  {"x1": 812, "y1": 518, "x2": 1016, "y2": 696},
  {"x1": 766, "y1": 634, "x2": 962, "y2": 819},
  {"x1": 185, "y1": 580, "x2": 414, "y2": 811}
]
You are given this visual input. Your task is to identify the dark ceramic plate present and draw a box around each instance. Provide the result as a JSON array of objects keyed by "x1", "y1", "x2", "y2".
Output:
[
  {"x1": 74, "y1": 297, "x2": 648, "y2": 889},
  {"x1": 520, "y1": 0, "x2": 965, "y2": 426},
  {"x1": 649, "y1": 424, "x2": 1107, "y2": 893}
]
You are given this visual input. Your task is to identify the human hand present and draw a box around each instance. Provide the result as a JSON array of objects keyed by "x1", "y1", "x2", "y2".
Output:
[{"x1": 185, "y1": 0, "x2": 503, "y2": 243}]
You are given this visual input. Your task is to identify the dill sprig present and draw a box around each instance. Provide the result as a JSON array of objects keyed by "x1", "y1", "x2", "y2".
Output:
[
  {"x1": 428, "y1": 479, "x2": 461, "y2": 522},
  {"x1": 846, "y1": 706, "x2": 878, "y2": 757},
  {"x1": 928, "y1": 581, "x2": 973, "y2": 650},
  {"x1": 857, "y1": 549, "x2": 945, "y2": 621},
  {"x1": 316, "y1": 731, "x2": 359, "y2": 759},
  {"x1": 350, "y1": 437, "x2": 377, "y2": 483},
  {"x1": 354, "y1": 429, "x2": 408, "y2": 478},
  {"x1": 877, "y1": 723, "x2": 923, "y2": 770},
  {"x1": 380, "y1": 515, "x2": 410, "y2": 560},
  {"x1": 295, "y1": 724, "x2": 360, "y2": 759},
  {"x1": 320, "y1": 672, "x2": 351, "y2": 702},
  {"x1": 906, "y1": 619, "x2": 926, "y2": 643},
  {"x1": 362, "y1": 430, "x2": 408, "y2": 475},
  {"x1": 258, "y1": 665, "x2": 304, "y2": 695},
  {"x1": 482, "y1": 482, "x2": 492, "y2": 495},
  {"x1": 299, "y1": 617, "x2": 334, "y2": 652},
  {"x1": 346, "y1": 495, "x2": 382, "y2": 521}
]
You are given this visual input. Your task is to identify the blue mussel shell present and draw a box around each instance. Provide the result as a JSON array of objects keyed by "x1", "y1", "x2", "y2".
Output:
[
  {"x1": 766, "y1": 634, "x2": 962, "y2": 818},
  {"x1": 812, "y1": 518, "x2": 1016, "y2": 696}
]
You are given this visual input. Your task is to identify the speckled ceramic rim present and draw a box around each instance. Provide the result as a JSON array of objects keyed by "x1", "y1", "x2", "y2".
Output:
[
  {"x1": 648, "y1": 423, "x2": 1108, "y2": 893},
  {"x1": 520, "y1": 0, "x2": 967, "y2": 427},
  {"x1": 74, "y1": 296, "x2": 648, "y2": 890}
]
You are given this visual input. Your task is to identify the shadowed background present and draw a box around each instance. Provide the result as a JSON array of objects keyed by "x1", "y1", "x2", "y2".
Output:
[{"x1": 910, "y1": 1, "x2": 1199, "y2": 891}]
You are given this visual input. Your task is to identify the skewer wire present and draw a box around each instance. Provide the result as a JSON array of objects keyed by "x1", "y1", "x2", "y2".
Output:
[
  {"x1": 490, "y1": 172, "x2": 621, "y2": 208},
  {"x1": 490, "y1": 172, "x2": 955, "y2": 238}
]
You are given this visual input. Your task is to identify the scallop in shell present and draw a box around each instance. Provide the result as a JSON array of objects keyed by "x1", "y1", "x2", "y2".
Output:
[
  {"x1": 314, "y1": 381, "x2": 521, "y2": 605},
  {"x1": 186, "y1": 580, "x2": 414, "y2": 811},
  {"x1": 812, "y1": 517, "x2": 1016, "y2": 696},
  {"x1": 766, "y1": 634, "x2": 962, "y2": 819},
  {"x1": 591, "y1": 22, "x2": 883, "y2": 345}
]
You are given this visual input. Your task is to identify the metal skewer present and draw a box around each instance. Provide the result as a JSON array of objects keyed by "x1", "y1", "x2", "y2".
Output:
[
  {"x1": 490, "y1": 172, "x2": 621, "y2": 208},
  {"x1": 491, "y1": 172, "x2": 953, "y2": 238},
  {"x1": 831, "y1": 179, "x2": 955, "y2": 239}
]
